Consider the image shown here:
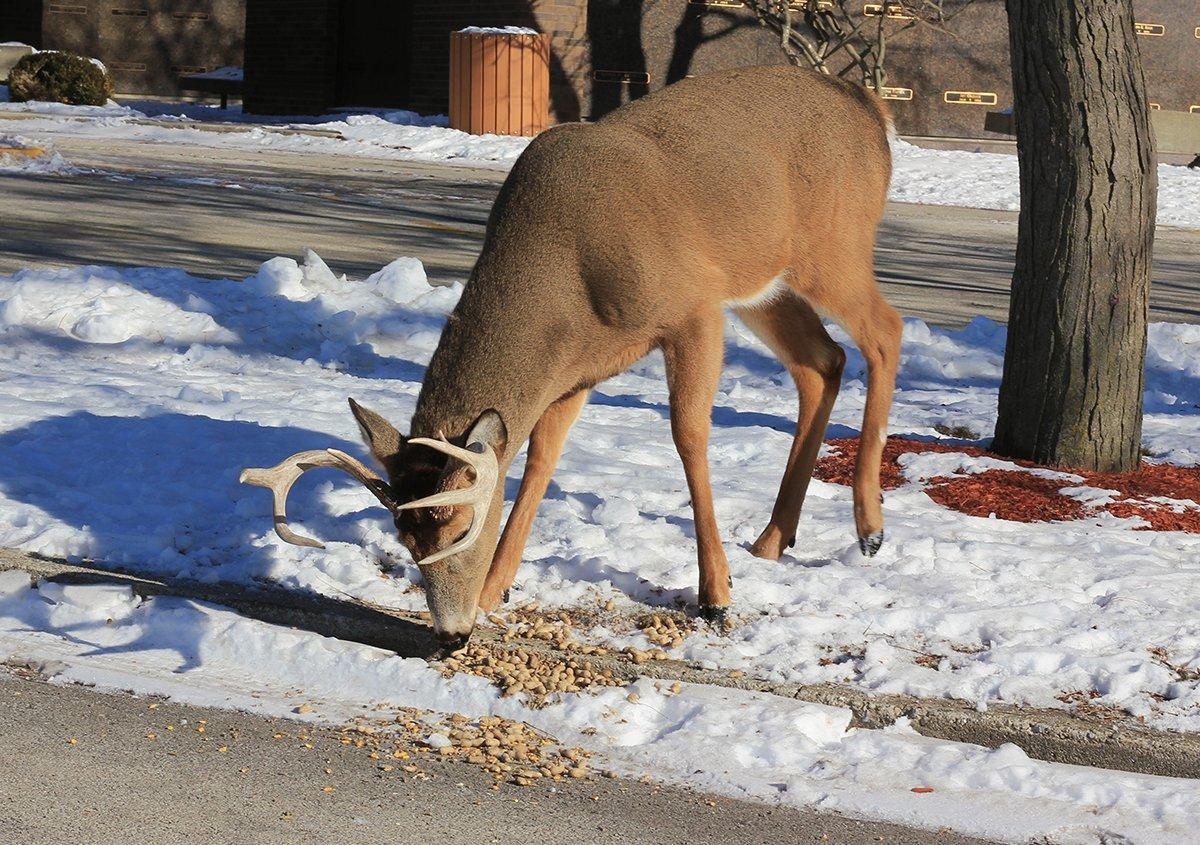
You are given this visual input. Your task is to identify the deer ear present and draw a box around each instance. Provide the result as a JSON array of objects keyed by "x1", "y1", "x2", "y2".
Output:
[
  {"x1": 465, "y1": 409, "x2": 508, "y2": 457},
  {"x1": 348, "y1": 398, "x2": 406, "y2": 475}
]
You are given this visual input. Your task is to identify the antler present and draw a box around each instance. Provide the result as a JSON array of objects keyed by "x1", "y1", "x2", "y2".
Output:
[
  {"x1": 239, "y1": 449, "x2": 398, "y2": 549},
  {"x1": 239, "y1": 437, "x2": 498, "y2": 562},
  {"x1": 396, "y1": 436, "x2": 499, "y2": 565}
]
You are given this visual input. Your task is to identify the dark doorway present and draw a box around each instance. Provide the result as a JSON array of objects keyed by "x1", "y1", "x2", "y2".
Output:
[
  {"x1": 0, "y1": 0, "x2": 44, "y2": 48},
  {"x1": 336, "y1": 0, "x2": 412, "y2": 108}
]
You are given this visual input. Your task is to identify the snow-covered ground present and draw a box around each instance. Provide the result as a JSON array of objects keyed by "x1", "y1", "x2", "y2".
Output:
[
  {"x1": 1, "y1": 252, "x2": 1198, "y2": 840},
  {"x1": 2, "y1": 97, "x2": 1199, "y2": 226},
  {"x1": 0, "y1": 98, "x2": 528, "y2": 170},
  {"x1": 0, "y1": 252, "x2": 1196, "y2": 720}
]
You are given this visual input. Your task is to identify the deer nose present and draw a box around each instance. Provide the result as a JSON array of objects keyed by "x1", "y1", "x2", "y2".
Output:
[{"x1": 437, "y1": 631, "x2": 472, "y2": 652}]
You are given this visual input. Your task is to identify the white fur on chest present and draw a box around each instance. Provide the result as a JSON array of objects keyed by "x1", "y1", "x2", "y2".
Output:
[{"x1": 724, "y1": 273, "x2": 789, "y2": 310}]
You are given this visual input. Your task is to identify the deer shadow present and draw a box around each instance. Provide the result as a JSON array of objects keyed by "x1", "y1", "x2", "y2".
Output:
[{"x1": 0, "y1": 410, "x2": 441, "y2": 668}]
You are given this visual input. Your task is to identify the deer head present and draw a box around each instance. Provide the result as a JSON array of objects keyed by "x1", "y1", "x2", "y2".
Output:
[{"x1": 239, "y1": 398, "x2": 508, "y2": 647}]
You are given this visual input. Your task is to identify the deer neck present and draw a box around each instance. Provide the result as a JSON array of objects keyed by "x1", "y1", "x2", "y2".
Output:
[{"x1": 410, "y1": 291, "x2": 566, "y2": 459}]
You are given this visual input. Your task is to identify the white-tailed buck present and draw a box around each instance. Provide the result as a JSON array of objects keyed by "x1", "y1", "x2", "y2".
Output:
[{"x1": 241, "y1": 66, "x2": 901, "y2": 648}]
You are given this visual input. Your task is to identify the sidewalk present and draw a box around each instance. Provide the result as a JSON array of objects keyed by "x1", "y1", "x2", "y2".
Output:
[
  {"x1": 1, "y1": 668, "x2": 996, "y2": 845},
  {"x1": 3, "y1": 135, "x2": 1199, "y2": 326}
]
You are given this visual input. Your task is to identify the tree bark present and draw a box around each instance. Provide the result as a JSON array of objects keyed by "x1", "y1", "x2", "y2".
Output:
[{"x1": 993, "y1": 0, "x2": 1156, "y2": 472}]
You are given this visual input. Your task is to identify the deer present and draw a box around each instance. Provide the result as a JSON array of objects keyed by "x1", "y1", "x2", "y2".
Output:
[{"x1": 240, "y1": 65, "x2": 902, "y2": 649}]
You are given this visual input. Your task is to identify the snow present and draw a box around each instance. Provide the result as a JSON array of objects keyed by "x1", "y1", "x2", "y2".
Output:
[
  {"x1": 1, "y1": 249, "x2": 1199, "y2": 839},
  {"x1": 888, "y1": 139, "x2": 1200, "y2": 229},
  {"x1": 458, "y1": 26, "x2": 540, "y2": 35},
  {"x1": 0, "y1": 100, "x2": 526, "y2": 168},
  {"x1": 0, "y1": 134, "x2": 76, "y2": 174},
  {"x1": 181, "y1": 66, "x2": 243, "y2": 82},
  {"x1": 0, "y1": 251, "x2": 1197, "y2": 738},
  {"x1": 2, "y1": 103, "x2": 1198, "y2": 221},
  {"x1": 3, "y1": 569, "x2": 1199, "y2": 843}
]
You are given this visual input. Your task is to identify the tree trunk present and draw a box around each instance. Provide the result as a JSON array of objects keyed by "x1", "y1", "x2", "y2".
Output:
[{"x1": 993, "y1": 0, "x2": 1156, "y2": 472}]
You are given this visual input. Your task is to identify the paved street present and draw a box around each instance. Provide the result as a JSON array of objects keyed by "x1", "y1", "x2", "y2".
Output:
[
  {"x1": 1, "y1": 669, "x2": 994, "y2": 845},
  {"x1": 2, "y1": 133, "x2": 1197, "y2": 328}
]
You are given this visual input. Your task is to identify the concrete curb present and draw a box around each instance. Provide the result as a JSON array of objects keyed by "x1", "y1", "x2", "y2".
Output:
[{"x1": 3, "y1": 548, "x2": 1198, "y2": 780}]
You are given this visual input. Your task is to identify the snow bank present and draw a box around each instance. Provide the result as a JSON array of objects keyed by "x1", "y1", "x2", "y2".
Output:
[
  {"x1": 0, "y1": 253, "x2": 1197, "y2": 740},
  {"x1": 0, "y1": 100, "x2": 528, "y2": 168},
  {"x1": 888, "y1": 138, "x2": 1200, "y2": 228},
  {"x1": 2, "y1": 571, "x2": 1198, "y2": 844},
  {"x1": 0, "y1": 133, "x2": 76, "y2": 174}
]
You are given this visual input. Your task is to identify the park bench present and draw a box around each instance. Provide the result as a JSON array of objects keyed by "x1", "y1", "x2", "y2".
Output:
[{"x1": 178, "y1": 66, "x2": 243, "y2": 109}]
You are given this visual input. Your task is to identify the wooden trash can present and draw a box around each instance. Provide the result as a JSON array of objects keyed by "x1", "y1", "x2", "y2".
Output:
[{"x1": 449, "y1": 27, "x2": 550, "y2": 137}]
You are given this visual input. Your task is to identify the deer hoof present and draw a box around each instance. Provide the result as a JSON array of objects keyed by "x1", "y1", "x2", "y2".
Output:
[
  {"x1": 699, "y1": 605, "x2": 728, "y2": 627},
  {"x1": 859, "y1": 530, "x2": 884, "y2": 557},
  {"x1": 502, "y1": 589, "x2": 511, "y2": 604}
]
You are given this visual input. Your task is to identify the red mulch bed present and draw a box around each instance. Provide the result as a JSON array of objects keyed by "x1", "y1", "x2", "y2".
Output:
[{"x1": 814, "y1": 437, "x2": 1200, "y2": 533}]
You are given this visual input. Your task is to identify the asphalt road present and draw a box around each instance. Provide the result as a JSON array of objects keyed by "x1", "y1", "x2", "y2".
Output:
[
  {"x1": 1, "y1": 132, "x2": 1197, "y2": 328},
  {"x1": 1, "y1": 669, "x2": 995, "y2": 845}
]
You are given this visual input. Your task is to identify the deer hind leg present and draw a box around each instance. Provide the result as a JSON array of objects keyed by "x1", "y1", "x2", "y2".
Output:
[
  {"x1": 806, "y1": 280, "x2": 902, "y2": 556},
  {"x1": 478, "y1": 389, "x2": 589, "y2": 611},
  {"x1": 662, "y1": 308, "x2": 731, "y2": 618},
  {"x1": 734, "y1": 292, "x2": 846, "y2": 561}
]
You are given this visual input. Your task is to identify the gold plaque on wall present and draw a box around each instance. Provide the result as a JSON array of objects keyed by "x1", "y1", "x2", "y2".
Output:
[
  {"x1": 879, "y1": 86, "x2": 914, "y2": 100},
  {"x1": 1148, "y1": 102, "x2": 1161, "y2": 110},
  {"x1": 944, "y1": 90, "x2": 998, "y2": 106},
  {"x1": 1191, "y1": 105, "x2": 1200, "y2": 114},
  {"x1": 1134, "y1": 22, "x2": 1165, "y2": 36},
  {"x1": 687, "y1": 0, "x2": 745, "y2": 6},
  {"x1": 864, "y1": 3, "x2": 914, "y2": 19},
  {"x1": 593, "y1": 70, "x2": 651, "y2": 85}
]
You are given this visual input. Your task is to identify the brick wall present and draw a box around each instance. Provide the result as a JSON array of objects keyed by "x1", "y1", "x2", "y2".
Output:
[
  {"x1": 243, "y1": 0, "x2": 337, "y2": 114},
  {"x1": 37, "y1": 0, "x2": 244, "y2": 96},
  {"x1": 585, "y1": 0, "x2": 1199, "y2": 136},
  {"x1": 0, "y1": 1, "x2": 43, "y2": 48},
  {"x1": 241, "y1": 1, "x2": 1200, "y2": 134}
]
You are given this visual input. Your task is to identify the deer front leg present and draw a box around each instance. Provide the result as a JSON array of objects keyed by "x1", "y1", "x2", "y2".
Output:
[
  {"x1": 478, "y1": 389, "x2": 589, "y2": 611},
  {"x1": 662, "y1": 309, "x2": 730, "y2": 619}
]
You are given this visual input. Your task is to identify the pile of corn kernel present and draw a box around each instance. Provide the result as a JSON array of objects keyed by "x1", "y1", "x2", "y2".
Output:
[
  {"x1": 636, "y1": 613, "x2": 689, "y2": 649},
  {"x1": 441, "y1": 641, "x2": 624, "y2": 705},
  {"x1": 420, "y1": 713, "x2": 595, "y2": 786},
  {"x1": 439, "y1": 602, "x2": 702, "y2": 704},
  {"x1": 329, "y1": 710, "x2": 597, "y2": 789}
]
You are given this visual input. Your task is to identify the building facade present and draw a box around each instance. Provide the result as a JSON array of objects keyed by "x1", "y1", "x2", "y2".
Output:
[
  {"x1": 4, "y1": 0, "x2": 1197, "y2": 138},
  {"x1": 241, "y1": 0, "x2": 1200, "y2": 136},
  {"x1": 2, "y1": 0, "x2": 244, "y2": 97}
]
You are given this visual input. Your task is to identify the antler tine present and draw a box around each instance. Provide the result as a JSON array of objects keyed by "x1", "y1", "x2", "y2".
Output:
[
  {"x1": 406, "y1": 436, "x2": 488, "y2": 466},
  {"x1": 398, "y1": 436, "x2": 499, "y2": 565},
  {"x1": 239, "y1": 448, "x2": 396, "y2": 549}
]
